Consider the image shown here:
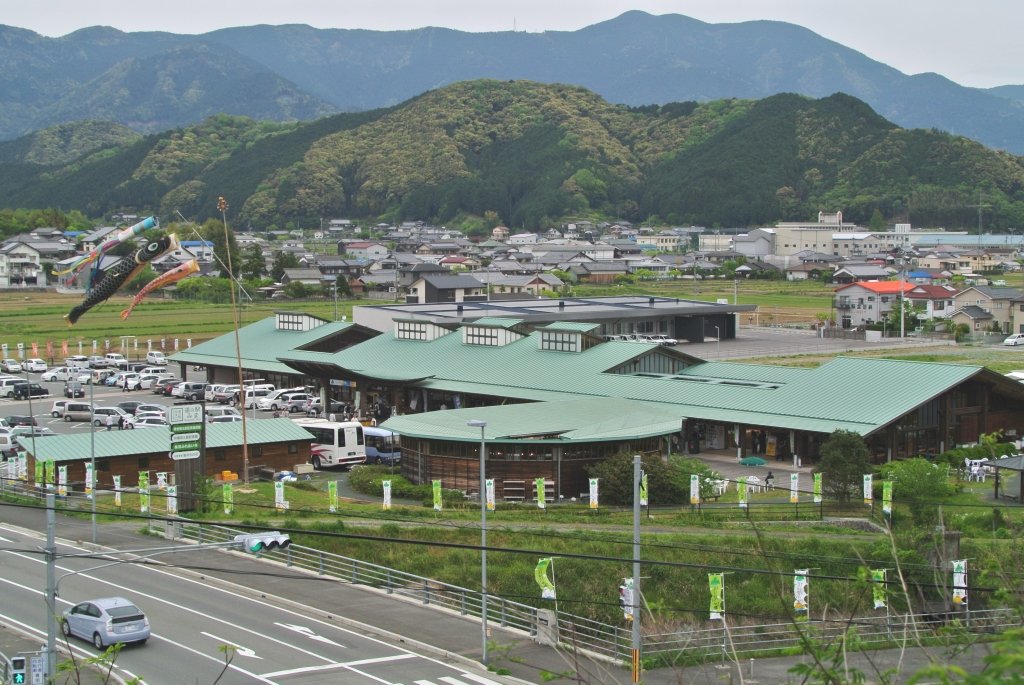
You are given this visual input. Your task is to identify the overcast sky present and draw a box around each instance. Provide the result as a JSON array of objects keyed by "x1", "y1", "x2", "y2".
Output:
[{"x1": 5, "y1": 0, "x2": 1021, "y2": 88}]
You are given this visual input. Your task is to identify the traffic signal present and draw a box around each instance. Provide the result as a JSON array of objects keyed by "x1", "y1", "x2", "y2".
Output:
[
  {"x1": 234, "y1": 531, "x2": 291, "y2": 553},
  {"x1": 10, "y1": 656, "x2": 26, "y2": 683}
]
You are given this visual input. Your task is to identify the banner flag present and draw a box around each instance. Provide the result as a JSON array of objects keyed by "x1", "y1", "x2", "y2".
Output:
[
  {"x1": 535, "y1": 557, "x2": 556, "y2": 600},
  {"x1": 275, "y1": 481, "x2": 288, "y2": 511},
  {"x1": 223, "y1": 483, "x2": 233, "y2": 515},
  {"x1": 794, "y1": 569, "x2": 809, "y2": 618},
  {"x1": 588, "y1": 478, "x2": 599, "y2": 509},
  {"x1": 113, "y1": 475, "x2": 122, "y2": 506},
  {"x1": 882, "y1": 481, "x2": 893, "y2": 516},
  {"x1": 486, "y1": 478, "x2": 496, "y2": 511},
  {"x1": 535, "y1": 477, "x2": 546, "y2": 509},
  {"x1": 709, "y1": 573, "x2": 725, "y2": 619},
  {"x1": 85, "y1": 462, "x2": 94, "y2": 499},
  {"x1": 790, "y1": 473, "x2": 799, "y2": 504},
  {"x1": 863, "y1": 474, "x2": 873, "y2": 505},
  {"x1": 639, "y1": 472, "x2": 648, "y2": 506},
  {"x1": 620, "y1": 577, "x2": 635, "y2": 621},
  {"x1": 690, "y1": 474, "x2": 700, "y2": 505},
  {"x1": 58, "y1": 465, "x2": 67, "y2": 497},
  {"x1": 432, "y1": 480, "x2": 442, "y2": 511},
  {"x1": 35, "y1": 459, "x2": 44, "y2": 488},
  {"x1": 738, "y1": 477, "x2": 748, "y2": 509},
  {"x1": 952, "y1": 560, "x2": 968, "y2": 606},
  {"x1": 872, "y1": 569, "x2": 887, "y2": 609},
  {"x1": 813, "y1": 473, "x2": 822, "y2": 503},
  {"x1": 156, "y1": 472, "x2": 167, "y2": 490},
  {"x1": 383, "y1": 480, "x2": 392, "y2": 510},
  {"x1": 17, "y1": 453, "x2": 27, "y2": 481},
  {"x1": 45, "y1": 460, "x2": 55, "y2": 489},
  {"x1": 328, "y1": 480, "x2": 337, "y2": 513},
  {"x1": 166, "y1": 485, "x2": 178, "y2": 515}
]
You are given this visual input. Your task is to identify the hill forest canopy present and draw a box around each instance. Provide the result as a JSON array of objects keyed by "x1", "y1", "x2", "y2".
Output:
[{"x1": 0, "y1": 80, "x2": 1022, "y2": 232}]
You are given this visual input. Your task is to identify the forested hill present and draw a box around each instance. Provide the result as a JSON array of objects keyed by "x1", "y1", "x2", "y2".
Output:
[{"x1": 0, "y1": 80, "x2": 1022, "y2": 230}]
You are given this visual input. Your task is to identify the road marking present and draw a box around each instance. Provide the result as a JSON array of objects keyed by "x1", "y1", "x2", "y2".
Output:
[
  {"x1": 274, "y1": 622, "x2": 345, "y2": 646},
  {"x1": 261, "y1": 654, "x2": 415, "y2": 678},
  {"x1": 200, "y1": 631, "x2": 262, "y2": 658},
  {"x1": 0, "y1": 535, "x2": 12, "y2": 543},
  {"x1": 444, "y1": 675, "x2": 507, "y2": 685}
]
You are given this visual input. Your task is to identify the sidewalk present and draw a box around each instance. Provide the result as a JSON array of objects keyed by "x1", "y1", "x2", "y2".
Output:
[{"x1": 0, "y1": 507, "x2": 997, "y2": 685}]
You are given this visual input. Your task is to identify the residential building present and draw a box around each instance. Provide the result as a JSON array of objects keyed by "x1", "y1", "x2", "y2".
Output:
[
  {"x1": 834, "y1": 281, "x2": 913, "y2": 328},
  {"x1": 406, "y1": 274, "x2": 486, "y2": 304},
  {"x1": 905, "y1": 284, "x2": 957, "y2": 320},
  {"x1": 951, "y1": 286, "x2": 1024, "y2": 334},
  {"x1": 0, "y1": 242, "x2": 45, "y2": 287}
]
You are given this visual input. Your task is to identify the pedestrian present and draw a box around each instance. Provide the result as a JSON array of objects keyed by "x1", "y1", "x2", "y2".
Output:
[
  {"x1": 118, "y1": 415, "x2": 125, "y2": 430},
  {"x1": 105, "y1": 414, "x2": 114, "y2": 431},
  {"x1": 765, "y1": 471, "x2": 775, "y2": 490}
]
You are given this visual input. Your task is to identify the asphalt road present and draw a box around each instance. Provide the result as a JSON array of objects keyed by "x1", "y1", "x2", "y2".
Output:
[{"x1": 0, "y1": 521, "x2": 516, "y2": 685}]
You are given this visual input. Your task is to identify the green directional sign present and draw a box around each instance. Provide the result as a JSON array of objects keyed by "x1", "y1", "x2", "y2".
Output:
[{"x1": 169, "y1": 404, "x2": 203, "y2": 460}]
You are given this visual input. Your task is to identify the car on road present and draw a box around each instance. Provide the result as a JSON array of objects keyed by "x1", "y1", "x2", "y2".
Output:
[
  {"x1": 23, "y1": 358, "x2": 47, "y2": 372},
  {"x1": 64, "y1": 355, "x2": 89, "y2": 369},
  {"x1": 1003, "y1": 333, "x2": 1024, "y2": 346},
  {"x1": 64, "y1": 381, "x2": 86, "y2": 398},
  {"x1": 0, "y1": 431, "x2": 18, "y2": 458},
  {"x1": 12, "y1": 382, "x2": 48, "y2": 400},
  {"x1": 238, "y1": 388, "x2": 270, "y2": 409},
  {"x1": 212, "y1": 385, "x2": 240, "y2": 404},
  {"x1": 125, "y1": 416, "x2": 169, "y2": 429},
  {"x1": 146, "y1": 350, "x2": 167, "y2": 365},
  {"x1": 0, "y1": 359, "x2": 22, "y2": 373},
  {"x1": 136, "y1": 373, "x2": 173, "y2": 390},
  {"x1": 61, "y1": 597, "x2": 150, "y2": 649},
  {"x1": 42, "y1": 367, "x2": 73, "y2": 382},
  {"x1": 303, "y1": 397, "x2": 348, "y2": 416},
  {"x1": 205, "y1": 406, "x2": 241, "y2": 421}
]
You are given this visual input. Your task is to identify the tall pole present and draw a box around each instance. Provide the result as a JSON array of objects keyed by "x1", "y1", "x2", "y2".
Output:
[
  {"x1": 899, "y1": 252, "x2": 905, "y2": 339},
  {"x1": 631, "y1": 455, "x2": 642, "y2": 683},
  {"x1": 467, "y1": 419, "x2": 488, "y2": 665},
  {"x1": 220, "y1": 196, "x2": 250, "y2": 485},
  {"x1": 45, "y1": 493, "x2": 57, "y2": 679},
  {"x1": 89, "y1": 369, "x2": 96, "y2": 543}
]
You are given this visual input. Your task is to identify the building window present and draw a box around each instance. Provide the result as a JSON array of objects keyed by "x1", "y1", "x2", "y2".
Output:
[
  {"x1": 396, "y1": 321, "x2": 427, "y2": 340},
  {"x1": 540, "y1": 331, "x2": 579, "y2": 352},
  {"x1": 464, "y1": 327, "x2": 499, "y2": 346},
  {"x1": 138, "y1": 457, "x2": 149, "y2": 469},
  {"x1": 288, "y1": 443, "x2": 298, "y2": 454},
  {"x1": 277, "y1": 313, "x2": 304, "y2": 331},
  {"x1": 98, "y1": 461, "x2": 110, "y2": 472}
]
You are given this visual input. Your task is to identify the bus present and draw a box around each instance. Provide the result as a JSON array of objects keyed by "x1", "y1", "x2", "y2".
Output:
[
  {"x1": 292, "y1": 418, "x2": 366, "y2": 469},
  {"x1": 363, "y1": 426, "x2": 401, "y2": 465}
]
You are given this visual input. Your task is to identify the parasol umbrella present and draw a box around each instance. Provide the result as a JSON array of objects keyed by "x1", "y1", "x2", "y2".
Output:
[{"x1": 739, "y1": 456, "x2": 767, "y2": 466}]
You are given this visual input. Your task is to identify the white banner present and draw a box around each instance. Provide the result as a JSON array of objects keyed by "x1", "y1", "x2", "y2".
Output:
[
  {"x1": 382, "y1": 480, "x2": 392, "y2": 510},
  {"x1": 113, "y1": 475, "x2": 122, "y2": 506},
  {"x1": 274, "y1": 481, "x2": 288, "y2": 511},
  {"x1": 58, "y1": 465, "x2": 67, "y2": 498},
  {"x1": 952, "y1": 560, "x2": 968, "y2": 606},
  {"x1": 863, "y1": 474, "x2": 873, "y2": 505},
  {"x1": 156, "y1": 472, "x2": 168, "y2": 490},
  {"x1": 588, "y1": 478, "x2": 599, "y2": 509},
  {"x1": 166, "y1": 485, "x2": 178, "y2": 515},
  {"x1": 790, "y1": 473, "x2": 799, "y2": 504},
  {"x1": 85, "y1": 462, "x2": 94, "y2": 500},
  {"x1": 794, "y1": 569, "x2": 809, "y2": 616},
  {"x1": 17, "y1": 453, "x2": 27, "y2": 481},
  {"x1": 486, "y1": 478, "x2": 495, "y2": 511}
]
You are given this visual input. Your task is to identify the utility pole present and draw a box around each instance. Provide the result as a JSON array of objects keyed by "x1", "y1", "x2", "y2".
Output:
[
  {"x1": 45, "y1": 494, "x2": 56, "y2": 679},
  {"x1": 968, "y1": 191, "x2": 991, "y2": 250},
  {"x1": 631, "y1": 455, "x2": 642, "y2": 683}
]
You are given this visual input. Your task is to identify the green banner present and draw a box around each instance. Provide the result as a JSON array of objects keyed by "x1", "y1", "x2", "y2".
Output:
[
  {"x1": 432, "y1": 479, "x2": 442, "y2": 511},
  {"x1": 738, "y1": 477, "x2": 748, "y2": 508},
  {"x1": 871, "y1": 569, "x2": 886, "y2": 609},
  {"x1": 45, "y1": 460, "x2": 55, "y2": 488},
  {"x1": 535, "y1": 557, "x2": 556, "y2": 599},
  {"x1": 223, "y1": 482, "x2": 233, "y2": 515},
  {"x1": 709, "y1": 573, "x2": 724, "y2": 619},
  {"x1": 328, "y1": 480, "x2": 338, "y2": 513},
  {"x1": 813, "y1": 473, "x2": 822, "y2": 503},
  {"x1": 34, "y1": 459, "x2": 44, "y2": 488},
  {"x1": 882, "y1": 481, "x2": 893, "y2": 516},
  {"x1": 639, "y1": 472, "x2": 648, "y2": 506},
  {"x1": 535, "y1": 477, "x2": 546, "y2": 509}
]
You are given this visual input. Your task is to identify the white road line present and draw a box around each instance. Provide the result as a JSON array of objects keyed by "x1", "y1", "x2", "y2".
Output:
[
  {"x1": 450, "y1": 674, "x2": 508, "y2": 685},
  {"x1": 260, "y1": 653, "x2": 415, "y2": 679}
]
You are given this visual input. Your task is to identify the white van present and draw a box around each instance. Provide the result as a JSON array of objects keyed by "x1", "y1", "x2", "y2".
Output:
[
  {"x1": 146, "y1": 350, "x2": 167, "y2": 365},
  {"x1": 205, "y1": 406, "x2": 241, "y2": 421},
  {"x1": 0, "y1": 378, "x2": 24, "y2": 398},
  {"x1": 256, "y1": 387, "x2": 305, "y2": 411}
]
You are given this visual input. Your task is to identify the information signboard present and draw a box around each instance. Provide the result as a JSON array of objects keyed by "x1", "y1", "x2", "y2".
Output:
[{"x1": 169, "y1": 404, "x2": 203, "y2": 461}]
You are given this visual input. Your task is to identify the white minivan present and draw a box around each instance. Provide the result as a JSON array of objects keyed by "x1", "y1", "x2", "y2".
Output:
[{"x1": 146, "y1": 351, "x2": 167, "y2": 365}]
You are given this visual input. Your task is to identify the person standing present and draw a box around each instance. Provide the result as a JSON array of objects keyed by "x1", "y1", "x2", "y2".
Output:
[{"x1": 105, "y1": 414, "x2": 114, "y2": 431}]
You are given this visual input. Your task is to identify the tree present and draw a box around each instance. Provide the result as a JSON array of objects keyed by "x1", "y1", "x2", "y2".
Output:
[
  {"x1": 240, "y1": 245, "x2": 266, "y2": 280},
  {"x1": 199, "y1": 218, "x2": 240, "y2": 279},
  {"x1": 868, "y1": 208, "x2": 886, "y2": 231},
  {"x1": 817, "y1": 429, "x2": 871, "y2": 503},
  {"x1": 271, "y1": 251, "x2": 300, "y2": 281},
  {"x1": 877, "y1": 457, "x2": 953, "y2": 526},
  {"x1": 585, "y1": 453, "x2": 720, "y2": 506}
]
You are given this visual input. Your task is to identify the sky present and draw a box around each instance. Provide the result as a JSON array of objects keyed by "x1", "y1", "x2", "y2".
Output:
[{"x1": 4, "y1": 0, "x2": 1022, "y2": 88}]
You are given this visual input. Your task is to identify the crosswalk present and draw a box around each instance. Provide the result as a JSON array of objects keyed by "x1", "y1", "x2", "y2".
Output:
[{"x1": 407, "y1": 674, "x2": 506, "y2": 685}]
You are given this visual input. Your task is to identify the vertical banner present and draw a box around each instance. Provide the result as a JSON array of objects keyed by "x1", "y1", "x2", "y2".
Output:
[
  {"x1": 872, "y1": 569, "x2": 887, "y2": 609},
  {"x1": 709, "y1": 573, "x2": 725, "y2": 619},
  {"x1": 383, "y1": 480, "x2": 392, "y2": 510},
  {"x1": 113, "y1": 475, "x2": 122, "y2": 507},
  {"x1": 690, "y1": 474, "x2": 700, "y2": 505},
  {"x1": 588, "y1": 478, "x2": 598, "y2": 509},
  {"x1": 46, "y1": 340, "x2": 53, "y2": 361},
  {"x1": 639, "y1": 471, "x2": 648, "y2": 506},
  {"x1": 18, "y1": 453, "x2": 27, "y2": 481},
  {"x1": 274, "y1": 481, "x2": 288, "y2": 511},
  {"x1": 486, "y1": 478, "x2": 496, "y2": 511},
  {"x1": 31, "y1": 342, "x2": 38, "y2": 357},
  {"x1": 166, "y1": 485, "x2": 178, "y2": 515},
  {"x1": 45, "y1": 460, "x2": 55, "y2": 489},
  {"x1": 952, "y1": 560, "x2": 968, "y2": 606},
  {"x1": 793, "y1": 569, "x2": 809, "y2": 619},
  {"x1": 535, "y1": 557, "x2": 556, "y2": 599},
  {"x1": 58, "y1": 465, "x2": 67, "y2": 497},
  {"x1": 737, "y1": 477, "x2": 748, "y2": 508},
  {"x1": 882, "y1": 481, "x2": 893, "y2": 516},
  {"x1": 790, "y1": 473, "x2": 799, "y2": 504},
  {"x1": 139, "y1": 471, "x2": 150, "y2": 513},
  {"x1": 35, "y1": 459, "x2": 44, "y2": 488},
  {"x1": 61, "y1": 340, "x2": 68, "y2": 357},
  {"x1": 535, "y1": 477, "x2": 546, "y2": 509},
  {"x1": 156, "y1": 472, "x2": 168, "y2": 490},
  {"x1": 432, "y1": 480, "x2": 442, "y2": 511},
  {"x1": 620, "y1": 577, "x2": 635, "y2": 621},
  {"x1": 223, "y1": 483, "x2": 233, "y2": 515},
  {"x1": 85, "y1": 462, "x2": 94, "y2": 500},
  {"x1": 328, "y1": 480, "x2": 338, "y2": 513},
  {"x1": 863, "y1": 474, "x2": 873, "y2": 505},
  {"x1": 813, "y1": 473, "x2": 822, "y2": 503}
]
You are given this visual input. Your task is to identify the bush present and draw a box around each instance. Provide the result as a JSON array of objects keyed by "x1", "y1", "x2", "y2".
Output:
[
  {"x1": 877, "y1": 458, "x2": 954, "y2": 526},
  {"x1": 585, "y1": 452, "x2": 720, "y2": 506},
  {"x1": 817, "y1": 430, "x2": 870, "y2": 502},
  {"x1": 347, "y1": 465, "x2": 466, "y2": 508}
]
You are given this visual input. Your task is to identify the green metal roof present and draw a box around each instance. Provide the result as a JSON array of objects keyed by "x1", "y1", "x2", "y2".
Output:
[
  {"x1": 538, "y1": 321, "x2": 602, "y2": 333},
  {"x1": 169, "y1": 317, "x2": 354, "y2": 375},
  {"x1": 19, "y1": 419, "x2": 314, "y2": 463},
  {"x1": 383, "y1": 397, "x2": 684, "y2": 443},
  {"x1": 469, "y1": 317, "x2": 524, "y2": 328}
]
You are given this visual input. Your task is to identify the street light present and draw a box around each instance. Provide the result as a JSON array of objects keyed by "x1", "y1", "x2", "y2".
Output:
[{"x1": 466, "y1": 418, "x2": 488, "y2": 665}]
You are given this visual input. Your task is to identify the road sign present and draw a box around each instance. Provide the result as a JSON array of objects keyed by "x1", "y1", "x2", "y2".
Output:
[
  {"x1": 170, "y1": 403, "x2": 203, "y2": 460},
  {"x1": 171, "y1": 450, "x2": 201, "y2": 461}
]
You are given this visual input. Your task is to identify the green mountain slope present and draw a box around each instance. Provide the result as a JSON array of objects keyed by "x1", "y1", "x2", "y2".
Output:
[{"x1": 0, "y1": 80, "x2": 1021, "y2": 229}]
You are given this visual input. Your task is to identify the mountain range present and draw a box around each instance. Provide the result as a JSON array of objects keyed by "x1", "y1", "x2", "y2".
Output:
[
  {"x1": 1, "y1": 80, "x2": 1021, "y2": 232},
  {"x1": 0, "y1": 11, "x2": 1022, "y2": 153}
]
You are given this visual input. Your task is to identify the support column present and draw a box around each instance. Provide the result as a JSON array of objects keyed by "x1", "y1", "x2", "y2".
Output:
[
  {"x1": 791, "y1": 430, "x2": 798, "y2": 468},
  {"x1": 735, "y1": 424, "x2": 742, "y2": 461}
]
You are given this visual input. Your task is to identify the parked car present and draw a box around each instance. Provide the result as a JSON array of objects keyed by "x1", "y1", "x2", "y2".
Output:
[
  {"x1": 86, "y1": 355, "x2": 110, "y2": 369},
  {"x1": 208, "y1": 415, "x2": 243, "y2": 424},
  {"x1": 146, "y1": 350, "x2": 167, "y2": 365},
  {"x1": 137, "y1": 373, "x2": 173, "y2": 390},
  {"x1": 205, "y1": 407, "x2": 241, "y2": 421},
  {"x1": 91, "y1": 406, "x2": 130, "y2": 427},
  {"x1": 644, "y1": 334, "x2": 678, "y2": 346},
  {"x1": 125, "y1": 416, "x2": 169, "y2": 429},
  {"x1": 64, "y1": 381, "x2": 86, "y2": 398},
  {"x1": 260, "y1": 392, "x2": 311, "y2": 413},
  {"x1": 303, "y1": 397, "x2": 347, "y2": 416},
  {"x1": 42, "y1": 367, "x2": 73, "y2": 382},
  {"x1": 0, "y1": 378, "x2": 25, "y2": 397},
  {"x1": 61, "y1": 597, "x2": 150, "y2": 648},
  {"x1": 156, "y1": 379, "x2": 182, "y2": 395},
  {"x1": 1003, "y1": 333, "x2": 1024, "y2": 346},
  {"x1": 0, "y1": 358, "x2": 22, "y2": 373},
  {"x1": 23, "y1": 358, "x2": 48, "y2": 372},
  {"x1": 238, "y1": 388, "x2": 270, "y2": 409},
  {"x1": 116, "y1": 401, "x2": 148, "y2": 415},
  {"x1": 133, "y1": 403, "x2": 167, "y2": 416},
  {"x1": 0, "y1": 431, "x2": 18, "y2": 458},
  {"x1": 10, "y1": 425, "x2": 55, "y2": 438},
  {"x1": 13, "y1": 382, "x2": 48, "y2": 400},
  {"x1": 212, "y1": 385, "x2": 240, "y2": 404},
  {"x1": 64, "y1": 355, "x2": 90, "y2": 369},
  {"x1": 4, "y1": 415, "x2": 38, "y2": 428},
  {"x1": 50, "y1": 400, "x2": 70, "y2": 418},
  {"x1": 172, "y1": 382, "x2": 207, "y2": 401}
]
